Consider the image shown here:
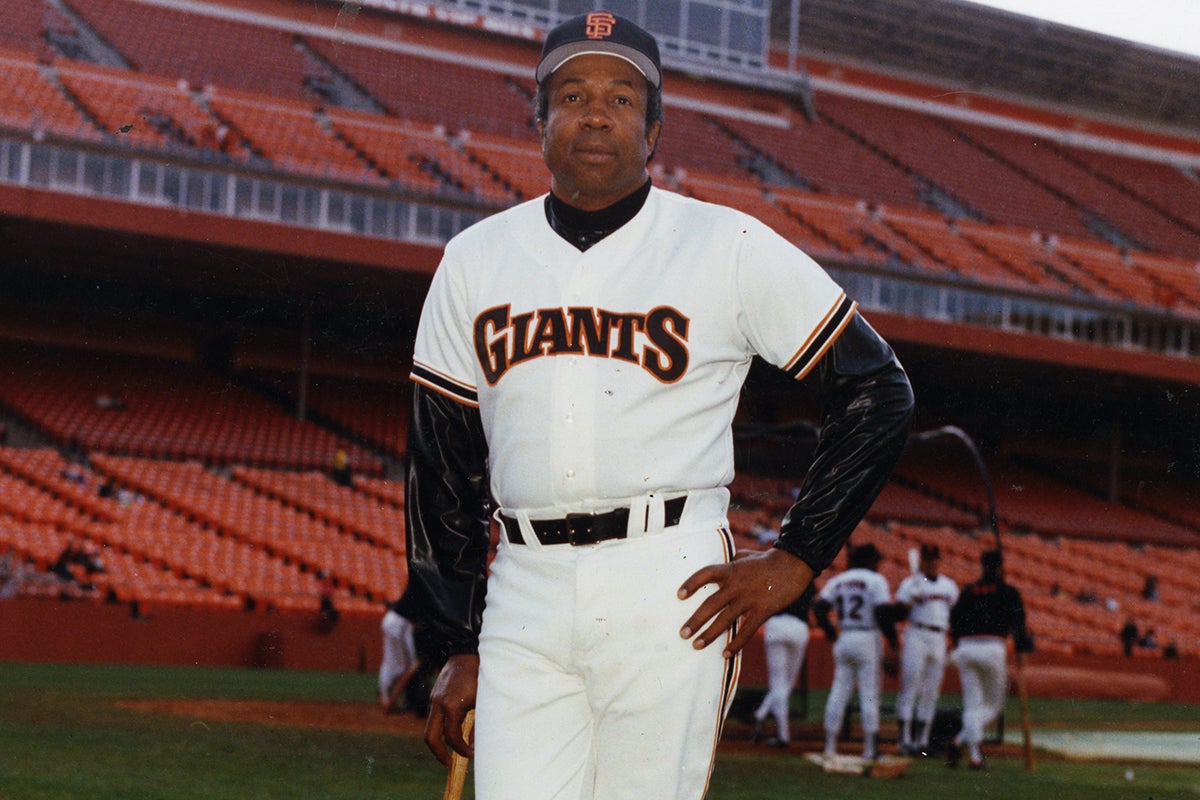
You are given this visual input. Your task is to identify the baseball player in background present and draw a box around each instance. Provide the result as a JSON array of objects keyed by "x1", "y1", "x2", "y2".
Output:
[
  {"x1": 891, "y1": 543, "x2": 959, "y2": 755},
  {"x1": 813, "y1": 543, "x2": 897, "y2": 761},
  {"x1": 947, "y1": 549, "x2": 1033, "y2": 769},
  {"x1": 378, "y1": 589, "x2": 421, "y2": 713},
  {"x1": 404, "y1": 11, "x2": 914, "y2": 799},
  {"x1": 752, "y1": 582, "x2": 816, "y2": 747}
]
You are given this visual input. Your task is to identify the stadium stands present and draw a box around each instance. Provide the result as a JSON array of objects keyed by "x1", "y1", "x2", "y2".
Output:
[
  {"x1": 0, "y1": 342, "x2": 382, "y2": 475},
  {"x1": 302, "y1": 37, "x2": 537, "y2": 138},
  {"x1": 0, "y1": 48, "x2": 102, "y2": 142},
  {"x1": 1, "y1": 0, "x2": 1198, "y2": 668},
  {"x1": 54, "y1": 61, "x2": 217, "y2": 152},
  {"x1": 90, "y1": 454, "x2": 402, "y2": 608},
  {"x1": 72, "y1": 0, "x2": 311, "y2": 100}
]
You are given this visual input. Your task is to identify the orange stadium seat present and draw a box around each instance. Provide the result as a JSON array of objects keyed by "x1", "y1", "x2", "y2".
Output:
[
  {"x1": 70, "y1": 0, "x2": 311, "y2": 100},
  {"x1": 725, "y1": 102, "x2": 921, "y2": 207},
  {"x1": 304, "y1": 38, "x2": 535, "y2": 138},
  {"x1": 91, "y1": 455, "x2": 404, "y2": 603},
  {"x1": 206, "y1": 88, "x2": 386, "y2": 185},
  {"x1": 951, "y1": 121, "x2": 1200, "y2": 257},
  {"x1": 1072, "y1": 147, "x2": 1200, "y2": 240},
  {"x1": 0, "y1": 343, "x2": 382, "y2": 475},
  {"x1": 0, "y1": 48, "x2": 103, "y2": 141}
]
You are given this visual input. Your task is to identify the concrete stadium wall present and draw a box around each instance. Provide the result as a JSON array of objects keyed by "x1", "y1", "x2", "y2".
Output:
[
  {"x1": 4, "y1": 598, "x2": 1198, "y2": 705},
  {"x1": 2, "y1": 597, "x2": 382, "y2": 672}
]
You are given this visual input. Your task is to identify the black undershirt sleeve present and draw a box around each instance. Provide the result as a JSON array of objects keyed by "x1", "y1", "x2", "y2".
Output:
[
  {"x1": 404, "y1": 384, "x2": 492, "y2": 664},
  {"x1": 773, "y1": 314, "x2": 915, "y2": 575}
]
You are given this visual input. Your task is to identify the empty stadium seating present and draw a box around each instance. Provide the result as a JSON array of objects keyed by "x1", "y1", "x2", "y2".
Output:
[
  {"x1": 72, "y1": 0, "x2": 312, "y2": 100},
  {"x1": 55, "y1": 61, "x2": 218, "y2": 152},
  {"x1": 246, "y1": 370, "x2": 410, "y2": 460},
  {"x1": 0, "y1": 48, "x2": 102, "y2": 142},
  {"x1": 2, "y1": 0, "x2": 1199, "y2": 665},
  {"x1": 1, "y1": 0, "x2": 1196, "y2": 321},
  {"x1": 303, "y1": 36, "x2": 538, "y2": 138},
  {"x1": 0, "y1": 342, "x2": 382, "y2": 474}
]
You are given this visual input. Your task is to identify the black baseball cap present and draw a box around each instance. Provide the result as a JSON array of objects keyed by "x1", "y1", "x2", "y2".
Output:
[
  {"x1": 849, "y1": 543, "x2": 882, "y2": 569},
  {"x1": 920, "y1": 543, "x2": 940, "y2": 559},
  {"x1": 536, "y1": 11, "x2": 662, "y2": 89}
]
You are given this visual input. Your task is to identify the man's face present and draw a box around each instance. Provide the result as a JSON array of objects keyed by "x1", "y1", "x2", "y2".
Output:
[
  {"x1": 921, "y1": 555, "x2": 939, "y2": 580},
  {"x1": 538, "y1": 54, "x2": 661, "y2": 211}
]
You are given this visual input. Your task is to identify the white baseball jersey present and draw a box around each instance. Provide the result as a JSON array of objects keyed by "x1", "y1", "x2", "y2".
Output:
[
  {"x1": 819, "y1": 567, "x2": 892, "y2": 756},
  {"x1": 896, "y1": 573, "x2": 959, "y2": 630},
  {"x1": 818, "y1": 567, "x2": 892, "y2": 633},
  {"x1": 410, "y1": 187, "x2": 855, "y2": 515},
  {"x1": 895, "y1": 573, "x2": 958, "y2": 743}
]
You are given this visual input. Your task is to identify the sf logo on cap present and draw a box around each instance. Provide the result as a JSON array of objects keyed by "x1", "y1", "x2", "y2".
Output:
[{"x1": 585, "y1": 11, "x2": 616, "y2": 39}]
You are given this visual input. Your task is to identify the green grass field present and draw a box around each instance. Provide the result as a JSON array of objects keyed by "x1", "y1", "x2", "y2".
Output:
[{"x1": 0, "y1": 662, "x2": 1196, "y2": 800}]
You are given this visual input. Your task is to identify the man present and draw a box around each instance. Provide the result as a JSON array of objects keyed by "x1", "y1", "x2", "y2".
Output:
[
  {"x1": 947, "y1": 549, "x2": 1033, "y2": 769},
  {"x1": 813, "y1": 543, "x2": 896, "y2": 761},
  {"x1": 892, "y1": 543, "x2": 959, "y2": 755},
  {"x1": 752, "y1": 582, "x2": 815, "y2": 748},
  {"x1": 378, "y1": 589, "x2": 421, "y2": 713},
  {"x1": 405, "y1": 11, "x2": 914, "y2": 799}
]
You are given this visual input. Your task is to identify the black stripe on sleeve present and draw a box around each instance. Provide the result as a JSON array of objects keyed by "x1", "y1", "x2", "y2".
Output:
[
  {"x1": 410, "y1": 362, "x2": 479, "y2": 407},
  {"x1": 784, "y1": 295, "x2": 857, "y2": 381}
]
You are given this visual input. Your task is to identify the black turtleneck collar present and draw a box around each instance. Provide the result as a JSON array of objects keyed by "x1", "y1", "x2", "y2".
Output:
[{"x1": 545, "y1": 179, "x2": 652, "y2": 252}]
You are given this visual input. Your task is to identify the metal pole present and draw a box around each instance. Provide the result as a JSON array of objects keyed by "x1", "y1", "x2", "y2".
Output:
[
  {"x1": 789, "y1": 0, "x2": 801, "y2": 75},
  {"x1": 912, "y1": 425, "x2": 1001, "y2": 552}
]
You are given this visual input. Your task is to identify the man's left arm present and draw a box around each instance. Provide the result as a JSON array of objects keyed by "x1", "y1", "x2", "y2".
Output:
[
  {"x1": 679, "y1": 314, "x2": 914, "y2": 655},
  {"x1": 773, "y1": 314, "x2": 914, "y2": 571}
]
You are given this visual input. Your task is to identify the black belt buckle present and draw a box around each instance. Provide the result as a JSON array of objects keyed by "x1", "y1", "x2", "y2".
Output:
[
  {"x1": 504, "y1": 496, "x2": 687, "y2": 547},
  {"x1": 562, "y1": 508, "x2": 629, "y2": 546}
]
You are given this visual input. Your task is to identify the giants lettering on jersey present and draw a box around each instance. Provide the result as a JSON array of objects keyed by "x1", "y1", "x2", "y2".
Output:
[{"x1": 474, "y1": 304, "x2": 690, "y2": 385}]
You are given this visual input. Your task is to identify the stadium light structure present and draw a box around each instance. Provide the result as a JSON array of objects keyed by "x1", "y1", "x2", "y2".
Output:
[
  {"x1": 732, "y1": 420, "x2": 1003, "y2": 552},
  {"x1": 911, "y1": 425, "x2": 1003, "y2": 553}
]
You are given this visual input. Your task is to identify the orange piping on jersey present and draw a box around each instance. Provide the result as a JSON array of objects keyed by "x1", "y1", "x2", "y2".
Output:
[
  {"x1": 701, "y1": 526, "x2": 743, "y2": 799},
  {"x1": 786, "y1": 298, "x2": 859, "y2": 381},
  {"x1": 409, "y1": 361, "x2": 480, "y2": 408}
]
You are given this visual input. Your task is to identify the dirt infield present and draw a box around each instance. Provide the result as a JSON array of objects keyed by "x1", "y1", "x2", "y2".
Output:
[
  {"x1": 1023, "y1": 665, "x2": 1172, "y2": 703},
  {"x1": 117, "y1": 699, "x2": 428, "y2": 736},
  {"x1": 115, "y1": 697, "x2": 1199, "y2": 766},
  {"x1": 114, "y1": 699, "x2": 799, "y2": 756}
]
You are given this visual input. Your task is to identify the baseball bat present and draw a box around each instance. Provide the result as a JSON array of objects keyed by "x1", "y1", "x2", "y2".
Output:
[
  {"x1": 442, "y1": 709, "x2": 475, "y2": 800},
  {"x1": 1014, "y1": 652, "x2": 1035, "y2": 772},
  {"x1": 907, "y1": 547, "x2": 920, "y2": 576}
]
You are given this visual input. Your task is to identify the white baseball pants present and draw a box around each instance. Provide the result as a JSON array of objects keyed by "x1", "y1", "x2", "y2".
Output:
[
  {"x1": 823, "y1": 630, "x2": 883, "y2": 747},
  {"x1": 952, "y1": 637, "x2": 1007, "y2": 756},
  {"x1": 378, "y1": 609, "x2": 417, "y2": 702},
  {"x1": 896, "y1": 626, "x2": 949, "y2": 741},
  {"x1": 474, "y1": 520, "x2": 737, "y2": 800},
  {"x1": 754, "y1": 614, "x2": 809, "y2": 742}
]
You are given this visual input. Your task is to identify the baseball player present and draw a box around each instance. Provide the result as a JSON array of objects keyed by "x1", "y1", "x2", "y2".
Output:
[
  {"x1": 404, "y1": 11, "x2": 914, "y2": 800},
  {"x1": 947, "y1": 549, "x2": 1033, "y2": 769},
  {"x1": 752, "y1": 582, "x2": 816, "y2": 747},
  {"x1": 892, "y1": 543, "x2": 959, "y2": 755},
  {"x1": 378, "y1": 589, "x2": 421, "y2": 713},
  {"x1": 813, "y1": 543, "x2": 897, "y2": 761}
]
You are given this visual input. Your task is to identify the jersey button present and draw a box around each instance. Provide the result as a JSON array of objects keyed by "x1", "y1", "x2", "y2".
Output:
[{"x1": 565, "y1": 469, "x2": 575, "y2": 480}]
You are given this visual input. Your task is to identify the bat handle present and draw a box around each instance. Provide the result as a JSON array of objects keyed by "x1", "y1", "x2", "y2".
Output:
[
  {"x1": 442, "y1": 709, "x2": 475, "y2": 800},
  {"x1": 1015, "y1": 653, "x2": 1035, "y2": 773}
]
